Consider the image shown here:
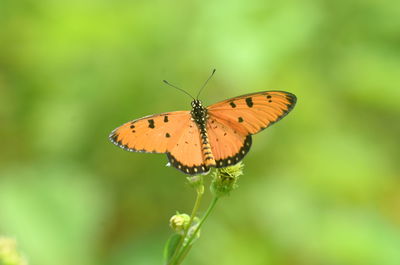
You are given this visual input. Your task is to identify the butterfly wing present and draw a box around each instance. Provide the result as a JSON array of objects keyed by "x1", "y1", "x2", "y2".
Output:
[
  {"x1": 208, "y1": 91, "x2": 296, "y2": 135},
  {"x1": 167, "y1": 120, "x2": 211, "y2": 175},
  {"x1": 110, "y1": 111, "x2": 190, "y2": 153},
  {"x1": 206, "y1": 91, "x2": 296, "y2": 167},
  {"x1": 206, "y1": 118, "x2": 252, "y2": 168},
  {"x1": 109, "y1": 111, "x2": 208, "y2": 175}
]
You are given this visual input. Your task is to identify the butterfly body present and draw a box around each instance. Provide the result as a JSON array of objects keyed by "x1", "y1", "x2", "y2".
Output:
[
  {"x1": 110, "y1": 91, "x2": 296, "y2": 175},
  {"x1": 190, "y1": 100, "x2": 217, "y2": 168}
]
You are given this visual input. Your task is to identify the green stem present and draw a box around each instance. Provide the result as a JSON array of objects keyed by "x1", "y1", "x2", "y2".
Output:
[
  {"x1": 174, "y1": 196, "x2": 219, "y2": 265},
  {"x1": 167, "y1": 182, "x2": 204, "y2": 265}
]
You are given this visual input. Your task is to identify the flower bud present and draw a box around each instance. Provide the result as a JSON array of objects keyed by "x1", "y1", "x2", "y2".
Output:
[
  {"x1": 211, "y1": 162, "x2": 244, "y2": 197},
  {"x1": 169, "y1": 213, "x2": 191, "y2": 235}
]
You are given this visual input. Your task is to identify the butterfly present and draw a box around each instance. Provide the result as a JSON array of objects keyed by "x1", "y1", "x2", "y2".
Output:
[{"x1": 109, "y1": 73, "x2": 296, "y2": 175}]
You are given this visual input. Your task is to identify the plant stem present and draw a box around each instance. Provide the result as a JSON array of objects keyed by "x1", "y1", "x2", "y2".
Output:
[
  {"x1": 174, "y1": 196, "x2": 219, "y2": 265},
  {"x1": 167, "y1": 182, "x2": 204, "y2": 265}
]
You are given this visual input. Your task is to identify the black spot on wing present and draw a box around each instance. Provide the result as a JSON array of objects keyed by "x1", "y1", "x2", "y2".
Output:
[
  {"x1": 164, "y1": 116, "x2": 169, "y2": 123},
  {"x1": 148, "y1": 119, "x2": 155, "y2": 128},
  {"x1": 245, "y1": 97, "x2": 253, "y2": 107},
  {"x1": 215, "y1": 135, "x2": 252, "y2": 168},
  {"x1": 165, "y1": 133, "x2": 170, "y2": 138},
  {"x1": 130, "y1": 124, "x2": 135, "y2": 129},
  {"x1": 238, "y1": 117, "x2": 244, "y2": 123},
  {"x1": 230, "y1": 101, "x2": 236, "y2": 108}
]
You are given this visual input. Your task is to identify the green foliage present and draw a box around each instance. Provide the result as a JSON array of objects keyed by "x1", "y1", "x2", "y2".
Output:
[
  {"x1": 163, "y1": 234, "x2": 182, "y2": 263},
  {"x1": 0, "y1": 0, "x2": 399, "y2": 264}
]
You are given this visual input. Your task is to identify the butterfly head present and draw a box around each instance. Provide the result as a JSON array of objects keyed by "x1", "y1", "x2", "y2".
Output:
[{"x1": 191, "y1": 99, "x2": 203, "y2": 108}]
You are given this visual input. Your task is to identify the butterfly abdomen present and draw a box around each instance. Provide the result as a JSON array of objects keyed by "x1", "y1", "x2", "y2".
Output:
[{"x1": 199, "y1": 128, "x2": 216, "y2": 167}]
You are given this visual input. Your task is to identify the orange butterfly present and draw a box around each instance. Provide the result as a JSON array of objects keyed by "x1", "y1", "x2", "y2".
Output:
[{"x1": 110, "y1": 73, "x2": 296, "y2": 175}]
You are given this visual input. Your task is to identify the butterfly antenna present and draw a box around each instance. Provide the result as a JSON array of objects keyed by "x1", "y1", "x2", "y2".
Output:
[
  {"x1": 196, "y1": 69, "x2": 216, "y2": 99},
  {"x1": 163, "y1": 80, "x2": 195, "y2": 100}
]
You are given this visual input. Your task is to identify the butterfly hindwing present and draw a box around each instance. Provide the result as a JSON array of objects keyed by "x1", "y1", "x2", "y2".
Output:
[
  {"x1": 207, "y1": 91, "x2": 296, "y2": 135},
  {"x1": 167, "y1": 119, "x2": 210, "y2": 175},
  {"x1": 206, "y1": 118, "x2": 252, "y2": 167}
]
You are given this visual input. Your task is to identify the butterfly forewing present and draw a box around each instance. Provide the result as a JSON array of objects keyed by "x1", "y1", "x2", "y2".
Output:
[{"x1": 207, "y1": 91, "x2": 296, "y2": 135}]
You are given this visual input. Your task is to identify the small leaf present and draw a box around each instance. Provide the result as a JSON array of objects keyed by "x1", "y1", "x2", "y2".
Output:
[{"x1": 163, "y1": 234, "x2": 182, "y2": 263}]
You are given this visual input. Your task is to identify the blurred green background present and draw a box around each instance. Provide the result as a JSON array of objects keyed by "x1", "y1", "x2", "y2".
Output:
[{"x1": 1, "y1": 0, "x2": 399, "y2": 264}]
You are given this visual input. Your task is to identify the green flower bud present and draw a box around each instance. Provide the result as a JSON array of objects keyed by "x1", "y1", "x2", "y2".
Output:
[
  {"x1": 169, "y1": 213, "x2": 191, "y2": 235},
  {"x1": 211, "y1": 162, "x2": 244, "y2": 197}
]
